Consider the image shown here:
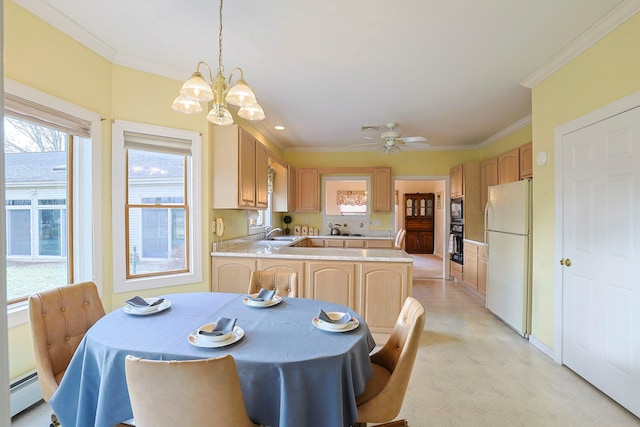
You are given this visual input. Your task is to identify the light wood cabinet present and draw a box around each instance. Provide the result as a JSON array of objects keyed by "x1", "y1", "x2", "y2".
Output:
[
  {"x1": 305, "y1": 238, "x2": 393, "y2": 249},
  {"x1": 255, "y1": 142, "x2": 269, "y2": 208},
  {"x1": 450, "y1": 261, "x2": 463, "y2": 282},
  {"x1": 498, "y1": 148, "x2": 520, "y2": 185},
  {"x1": 477, "y1": 244, "x2": 487, "y2": 295},
  {"x1": 306, "y1": 262, "x2": 357, "y2": 308},
  {"x1": 460, "y1": 241, "x2": 486, "y2": 296},
  {"x1": 404, "y1": 193, "x2": 434, "y2": 254},
  {"x1": 372, "y1": 167, "x2": 392, "y2": 212},
  {"x1": 450, "y1": 164, "x2": 463, "y2": 198},
  {"x1": 519, "y1": 141, "x2": 533, "y2": 179},
  {"x1": 273, "y1": 163, "x2": 296, "y2": 212},
  {"x1": 360, "y1": 263, "x2": 411, "y2": 334},
  {"x1": 211, "y1": 258, "x2": 256, "y2": 293},
  {"x1": 212, "y1": 125, "x2": 268, "y2": 209},
  {"x1": 480, "y1": 157, "x2": 498, "y2": 214},
  {"x1": 256, "y1": 259, "x2": 304, "y2": 297},
  {"x1": 463, "y1": 244, "x2": 478, "y2": 289},
  {"x1": 211, "y1": 253, "x2": 411, "y2": 334},
  {"x1": 295, "y1": 168, "x2": 319, "y2": 212}
]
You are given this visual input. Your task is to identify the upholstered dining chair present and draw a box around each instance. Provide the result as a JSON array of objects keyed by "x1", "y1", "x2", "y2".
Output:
[
  {"x1": 248, "y1": 269, "x2": 298, "y2": 297},
  {"x1": 394, "y1": 228, "x2": 407, "y2": 250},
  {"x1": 29, "y1": 281, "x2": 131, "y2": 427},
  {"x1": 353, "y1": 297, "x2": 426, "y2": 427},
  {"x1": 125, "y1": 355, "x2": 262, "y2": 427}
]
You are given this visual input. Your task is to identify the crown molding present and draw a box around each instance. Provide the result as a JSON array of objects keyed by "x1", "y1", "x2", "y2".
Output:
[
  {"x1": 521, "y1": 0, "x2": 640, "y2": 89},
  {"x1": 112, "y1": 52, "x2": 186, "y2": 81},
  {"x1": 14, "y1": 0, "x2": 117, "y2": 62},
  {"x1": 477, "y1": 115, "x2": 532, "y2": 148}
]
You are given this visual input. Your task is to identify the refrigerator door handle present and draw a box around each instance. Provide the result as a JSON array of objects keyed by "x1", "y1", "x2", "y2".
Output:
[{"x1": 484, "y1": 200, "x2": 491, "y2": 257}]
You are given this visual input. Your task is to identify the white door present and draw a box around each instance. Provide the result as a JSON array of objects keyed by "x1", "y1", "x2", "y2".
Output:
[{"x1": 562, "y1": 105, "x2": 640, "y2": 417}]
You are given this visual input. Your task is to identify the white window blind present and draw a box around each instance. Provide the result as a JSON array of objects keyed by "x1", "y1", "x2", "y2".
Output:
[
  {"x1": 124, "y1": 132, "x2": 192, "y2": 156},
  {"x1": 4, "y1": 94, "x2": 91, "y2": 138}
]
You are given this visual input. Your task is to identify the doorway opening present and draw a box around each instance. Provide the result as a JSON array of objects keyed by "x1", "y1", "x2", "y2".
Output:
[{"x1": 394, "y1": 177, "x2": 448, "y2": 279}]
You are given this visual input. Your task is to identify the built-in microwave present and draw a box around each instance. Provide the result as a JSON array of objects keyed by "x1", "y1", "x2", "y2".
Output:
[{"x1": 451, "y1": 198, "x2": 463, "y2": 223}]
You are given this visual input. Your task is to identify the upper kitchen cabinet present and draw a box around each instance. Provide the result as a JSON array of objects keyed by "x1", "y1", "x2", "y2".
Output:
[
  {"x1": 480, "y1": 157, "x2": 498, "y2": 213},
  {"x1": 519, "y1": 141, "x2": 533, "y2": 179},
  {"x1": 212, "y1": 125, "x2": 268, "y2": 209},
  {"x1": 372, "y1": 167, "x2": 392, "y2": 212},
  {"x1": 450, "y1": 164, "x2": 463, "y2": 198},
  {"x1": 296, "y1": 168, "x2": 320, "y2": 212},
  {"x1": 497, "y1": 147, "x2": 519, "y2": 184},
  {"x1": 272, "y1": 162, "x2": 296, "y2": 212}
]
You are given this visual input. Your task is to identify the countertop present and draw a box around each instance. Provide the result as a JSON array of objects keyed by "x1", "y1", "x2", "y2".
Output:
[{"x1": 211, "y1": 236, "x2": 412, "y2": 262}]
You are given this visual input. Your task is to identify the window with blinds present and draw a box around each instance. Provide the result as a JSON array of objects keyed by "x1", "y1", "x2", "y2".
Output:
[{"x1": 112, "y1": 120, "x2": 202, "y2": 292}]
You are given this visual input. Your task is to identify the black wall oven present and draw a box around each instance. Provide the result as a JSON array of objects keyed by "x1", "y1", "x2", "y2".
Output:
[{"x1": 450, "y1": 223, "x2": 463, "y2": 264}]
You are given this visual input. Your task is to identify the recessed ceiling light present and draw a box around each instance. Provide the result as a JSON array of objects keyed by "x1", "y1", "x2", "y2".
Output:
[{"x1": 274, "y1": 125, "x2": 285, "y2": 131}]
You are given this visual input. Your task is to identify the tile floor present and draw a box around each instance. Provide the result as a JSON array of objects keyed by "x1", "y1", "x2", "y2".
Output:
[{"x1": 11, "y1": 278, "x2": 640, "y2": 426}]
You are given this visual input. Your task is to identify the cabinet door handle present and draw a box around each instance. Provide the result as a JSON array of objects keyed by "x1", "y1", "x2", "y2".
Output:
[{"x1": 559, "y1": 258, "x2": 572, "y2": 267}]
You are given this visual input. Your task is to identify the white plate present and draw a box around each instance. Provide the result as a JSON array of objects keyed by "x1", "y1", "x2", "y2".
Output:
[
  {"x1": 188, "y1": 326, "x2": 245, "y2": 348},
  {"x1": 318, "y1": 312, "x2": 351, "y2": 330},
  {"x1": 242, "y1": 294, "x2": 283, "y2": 308},
  {"x1": 123, "y1": 299, "x2": 171, "y2": 315},
  {"x1": 312, "y1": 317, "x2": 360, "y2": 333},
  {"x1": 196, "y1": 322, "x2": 234, "y2": 342}
]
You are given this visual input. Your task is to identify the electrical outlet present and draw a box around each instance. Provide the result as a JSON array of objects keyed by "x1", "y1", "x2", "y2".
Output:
[{"x1": 371, "y1": 220, "x2": 381, "y2": 226}]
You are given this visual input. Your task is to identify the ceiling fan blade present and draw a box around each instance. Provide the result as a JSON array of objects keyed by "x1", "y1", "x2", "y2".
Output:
[
  {"x1": 397, "y1": 136, "x2": 427, "y2": 143},
  {"x1": 351, "y1": 141, "x2": 383, "y2": 147},
  {"x1": 363, "y1": 136, "x2": 376, "y2": 140}
]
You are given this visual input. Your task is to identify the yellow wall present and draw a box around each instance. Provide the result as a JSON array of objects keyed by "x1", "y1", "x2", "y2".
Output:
[
  {"x1": 530, "y1": 14, "x2": 640, "y2": 347},
  {"x1": 4, "y1": 2, "x2": 210, "y2": 379}
]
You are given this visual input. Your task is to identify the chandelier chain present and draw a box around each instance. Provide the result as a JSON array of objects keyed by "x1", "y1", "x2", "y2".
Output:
[{"x1": 218, "y1": 0, "x2": 224, "y2": 74}]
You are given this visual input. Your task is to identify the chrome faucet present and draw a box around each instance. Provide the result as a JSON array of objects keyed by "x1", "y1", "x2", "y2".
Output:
[{"x1": 265, "y1": 227, "x2": 283, "y2": 239}]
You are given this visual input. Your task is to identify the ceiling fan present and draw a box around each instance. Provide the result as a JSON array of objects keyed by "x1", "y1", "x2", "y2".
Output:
[{"x1": 352, "y1": 122, "x2": 428, "y2": 154}]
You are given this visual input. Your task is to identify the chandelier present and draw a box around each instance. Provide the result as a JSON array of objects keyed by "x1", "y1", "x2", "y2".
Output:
[{"x1": 171, "y1": 0, "x2": 265, "y2": 125}]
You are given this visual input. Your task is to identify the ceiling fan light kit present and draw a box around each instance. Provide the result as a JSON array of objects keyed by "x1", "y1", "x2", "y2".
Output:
[
  {"x1": 353, "y1": 122, "x2": 428, "y2": 154},
  {"x1": 171, "y1": 0, "x2": 265, "y2": 125}
]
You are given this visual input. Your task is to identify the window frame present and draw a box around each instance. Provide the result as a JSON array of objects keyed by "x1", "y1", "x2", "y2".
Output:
[
  {"x1": 112, "y1": 120, "x2": 202, "y2": 293},
  {"x1": 5, "y1": 79, "x2": 103, "y2": 327}
]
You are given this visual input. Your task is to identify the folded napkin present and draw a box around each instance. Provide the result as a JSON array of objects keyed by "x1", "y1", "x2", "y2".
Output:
[
  {"x1": 199, "y1": 317, "x2": 237, "y2": 336},
  {"x1": 125, "y1": 296, "x2": 164, "y2": 308},
  {"x1": 318, "y1": 309, "x2": 352, "y2": 324},
  {"x1": 248, "y1": 288, "x2": 276, "y2": 302}
]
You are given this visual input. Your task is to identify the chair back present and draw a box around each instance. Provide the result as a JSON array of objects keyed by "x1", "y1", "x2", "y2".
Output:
[
  {"x1": 248, "y1": 269, "x2": 297, "y2": 297},
  {"x1": 28, "y1": 281, "x2": 106, "y2": 401},
  {"x1": 125, "y1": 355, "x2": 258, "y2": 427},
  {"x1": 356, "y1": 297, "x2": 425, "y2": 422},
  {"x1": 394, "y1": 228, "x2": 406, "y2": 250}
]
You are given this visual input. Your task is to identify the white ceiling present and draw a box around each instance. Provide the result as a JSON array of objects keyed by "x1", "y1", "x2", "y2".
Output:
[{"x1": 17, "y1": 0, "x2": 632, "y2": 152}]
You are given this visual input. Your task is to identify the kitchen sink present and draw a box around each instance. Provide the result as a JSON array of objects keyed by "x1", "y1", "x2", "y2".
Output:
[{"x1": 266, "y1": 236, "x2": 302, "y2": 241}]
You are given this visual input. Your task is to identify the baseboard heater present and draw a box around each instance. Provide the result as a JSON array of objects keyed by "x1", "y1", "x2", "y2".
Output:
[{"x1": 10, "y1": 370, "x2": 42, "y2": 417}]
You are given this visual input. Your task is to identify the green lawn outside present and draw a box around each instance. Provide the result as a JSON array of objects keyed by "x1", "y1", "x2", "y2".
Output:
[{"x1": 6, "y1": 260, "x2": 67, "y2": 301}]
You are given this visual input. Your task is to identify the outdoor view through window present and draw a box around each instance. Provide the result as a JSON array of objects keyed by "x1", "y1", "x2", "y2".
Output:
[{"x1": 4, "y1": 116, "x2": 69, "y2": 302}]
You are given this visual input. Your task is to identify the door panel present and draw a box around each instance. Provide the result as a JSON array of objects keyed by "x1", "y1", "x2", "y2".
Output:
[{"x1": 562, "y1": 105, "x2": 640, "y2": 417}]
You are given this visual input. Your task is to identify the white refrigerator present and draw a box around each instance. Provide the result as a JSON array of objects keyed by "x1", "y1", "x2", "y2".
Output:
[{"x1": 485, "y1": 179, "x2": 532, "y2": 337}]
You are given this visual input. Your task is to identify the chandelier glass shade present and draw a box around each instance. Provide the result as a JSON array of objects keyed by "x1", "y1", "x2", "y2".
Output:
[{"x1": 171, "y1": 0, "x2": 265, "y2": 125}]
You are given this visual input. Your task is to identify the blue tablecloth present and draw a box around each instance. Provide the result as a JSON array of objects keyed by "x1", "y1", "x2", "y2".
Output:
[{"x1": 50, "y1": 292, "x2": 375, "y2": 427}]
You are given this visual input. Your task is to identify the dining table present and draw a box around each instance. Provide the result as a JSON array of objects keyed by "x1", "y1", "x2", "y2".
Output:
[{"x1": 49, "y1": 292, "x2": 376, "y2": 427}]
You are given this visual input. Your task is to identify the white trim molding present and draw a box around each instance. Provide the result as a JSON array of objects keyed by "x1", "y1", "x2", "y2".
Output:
[{"x1": 521, "y1": 0, "x2": 640, "y2": 89}]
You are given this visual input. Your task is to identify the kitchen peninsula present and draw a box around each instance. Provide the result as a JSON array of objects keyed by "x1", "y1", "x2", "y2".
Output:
[{"x1": 211, "y1": 236, "x2": 412, "y2": 336}]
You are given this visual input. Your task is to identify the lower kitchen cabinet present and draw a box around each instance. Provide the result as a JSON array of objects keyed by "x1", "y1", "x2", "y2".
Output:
[
  {"x1": 360, "y1": 263, "x2": 411, "y2": 335},
  {"x1": 305, "y1": 262, "x2": 357, "y2": 308},
  {"x1": 450, "y1": 260, "x2": 463, "y2": 282},
  {"x1": 257, "y1": 259, "x2": 305, "y2": 297},
  {"x1": 460, "y1": 240, "x2": 486, "y2": 295},
  {"x1": 211, "y1": 258, "x2": 256, "y2": 293},
  {"x1": 211, "y1": 255, "x2": 412, "y2": 335}
]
